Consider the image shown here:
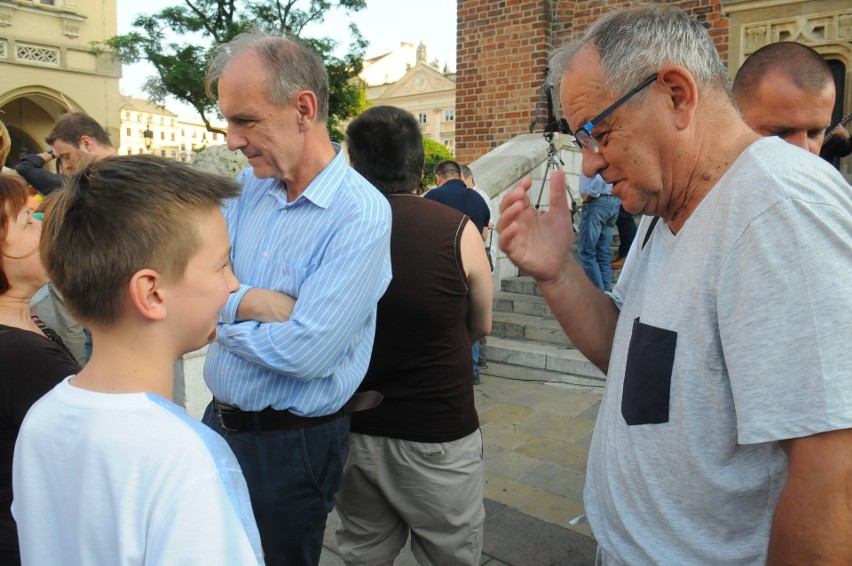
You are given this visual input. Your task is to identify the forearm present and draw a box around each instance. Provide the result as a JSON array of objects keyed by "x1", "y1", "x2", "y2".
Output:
[
  {"x1": 538, "y1": 256, "x2": 619, "y2": 373},
  {"x1": 235, "y1": 288, "x2": 295, "y2": 323},
  {"x1": 767, "y1": 430, "x2": 852, "y2": 564},
  {"x1": 15, "y1": 155, "x2": 63, "y2": 195}
]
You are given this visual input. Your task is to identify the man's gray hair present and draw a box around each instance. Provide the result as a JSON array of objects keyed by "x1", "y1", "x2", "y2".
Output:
[
  {"x1": 549, "y1": 4, "x2": 730, "y2": 103},
  {"x1": 206, "y1": 31, "x2": 330, "y2": 121}
]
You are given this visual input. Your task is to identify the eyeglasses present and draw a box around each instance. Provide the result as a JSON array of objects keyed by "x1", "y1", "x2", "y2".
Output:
[{"x1": 572, "y1": 74, "x2": 658, "y2": 153}]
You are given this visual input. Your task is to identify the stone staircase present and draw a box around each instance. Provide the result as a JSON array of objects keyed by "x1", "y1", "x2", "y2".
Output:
[{"x1": 482, "y1": 273, "x2": 607, "y2": 387}]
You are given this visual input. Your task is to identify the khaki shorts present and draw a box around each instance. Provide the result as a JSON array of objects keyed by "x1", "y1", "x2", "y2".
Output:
[{"x1": 335, "y1": 430, "x2": 485, "y2": 565}]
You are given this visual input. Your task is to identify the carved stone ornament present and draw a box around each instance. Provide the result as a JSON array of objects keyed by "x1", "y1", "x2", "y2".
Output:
[
  {"x1": 63, "y1": 19, "x2": 80, "y2": 38},
  {"x1": 0, "y1": 8, "x2": 13, "y2": 27}
]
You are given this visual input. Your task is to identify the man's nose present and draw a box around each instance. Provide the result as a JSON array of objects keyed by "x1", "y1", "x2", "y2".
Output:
[
  {"x1": 581, "y1": 148, "x2": 608, "y2": 179},
  {"x1": 226, "y1": 130, "x2": 246, "y2": 152}
]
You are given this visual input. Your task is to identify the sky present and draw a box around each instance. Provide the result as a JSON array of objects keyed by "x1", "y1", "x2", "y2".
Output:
[{"x1": 116, "y1": 0, "x2": 457, "y2": 118}]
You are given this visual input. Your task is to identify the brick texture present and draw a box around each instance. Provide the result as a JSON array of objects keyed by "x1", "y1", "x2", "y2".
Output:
[{"x1": 456, "y1": 0, "x2": 729, "y2": 164}]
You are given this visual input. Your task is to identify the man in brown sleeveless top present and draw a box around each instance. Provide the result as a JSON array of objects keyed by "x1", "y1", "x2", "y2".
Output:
[{"x1": 335, "y1": 105, "x2": 493, "y2": 565}]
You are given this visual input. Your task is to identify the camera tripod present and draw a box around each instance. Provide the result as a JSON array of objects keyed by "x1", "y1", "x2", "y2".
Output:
[
  {"x1": 534, "y1": 131, "x2": 580, "y2": 231},
  {"x1": 529, "y1": 80, "x2": 580, "y2": 230}
]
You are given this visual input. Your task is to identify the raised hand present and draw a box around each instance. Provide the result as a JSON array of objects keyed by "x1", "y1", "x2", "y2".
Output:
[{"x1": 498, "y1": 170, "x2": 575, "y2": 283}]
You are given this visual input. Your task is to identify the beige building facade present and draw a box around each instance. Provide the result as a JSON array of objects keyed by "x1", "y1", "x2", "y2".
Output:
[
  {"x1": 362, "y1": 42, "x2": 457, "y2": 152},
  {"x1": 0, "y1": 0, "x2": 121, "y2": 168},
  {"x1": 119, "y1": 97, "x2": 226, "y2": 163}
]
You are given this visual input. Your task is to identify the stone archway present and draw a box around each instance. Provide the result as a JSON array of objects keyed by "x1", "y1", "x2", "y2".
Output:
[{"x1": 0, "y1": 86, "x2": 82, "y2": 168}]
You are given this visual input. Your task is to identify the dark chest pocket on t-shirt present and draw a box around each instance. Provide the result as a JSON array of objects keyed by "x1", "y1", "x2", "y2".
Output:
[{"x1": 621, "y1": 318, "x2": 677, "y2": 426}]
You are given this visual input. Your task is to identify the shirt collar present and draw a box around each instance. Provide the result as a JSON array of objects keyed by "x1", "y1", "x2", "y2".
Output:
[{"x1": 282, "y1": 143, "x2": 346, "y2": 210}]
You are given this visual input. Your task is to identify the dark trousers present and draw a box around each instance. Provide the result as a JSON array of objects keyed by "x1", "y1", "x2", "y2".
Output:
[
  {"x1": 615, "y1": 206, "x2": 638, "y2": 258},
  {"x1": 202, "y1": 402, "x2": 350, "y2": 566}
]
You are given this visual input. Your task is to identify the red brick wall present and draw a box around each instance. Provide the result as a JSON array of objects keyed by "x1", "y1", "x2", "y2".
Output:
[{"x1": 456, "y1": 0, "x2": 729, "y2": 164}]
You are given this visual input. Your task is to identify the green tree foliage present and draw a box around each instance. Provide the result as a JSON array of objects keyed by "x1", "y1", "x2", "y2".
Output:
[
  {"x1": 102, "y1": 0, "x2": 369, "y2": 141},
  {"x1": 420, "y1": 138, "x2": 454, "y2": 193}
]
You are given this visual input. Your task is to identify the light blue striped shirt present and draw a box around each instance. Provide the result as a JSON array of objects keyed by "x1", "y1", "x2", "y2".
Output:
[{"x1": 204, "y1": 146, "x2": 392, "y2": 415}]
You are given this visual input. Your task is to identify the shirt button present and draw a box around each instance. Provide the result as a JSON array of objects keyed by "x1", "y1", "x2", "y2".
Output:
[{"x1": 263, "y1": 250, "x2": 269, "y2": 257}]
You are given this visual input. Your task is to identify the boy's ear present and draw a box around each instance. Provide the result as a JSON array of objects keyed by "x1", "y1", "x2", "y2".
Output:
[{"x1": 128, "y1": 269, "x2": 168, "y2": 321}]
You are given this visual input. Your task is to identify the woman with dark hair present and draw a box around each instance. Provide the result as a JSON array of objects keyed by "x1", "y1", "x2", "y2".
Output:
[{"x1": 0, "y1": 173, "x2": 79, "y2": 564}]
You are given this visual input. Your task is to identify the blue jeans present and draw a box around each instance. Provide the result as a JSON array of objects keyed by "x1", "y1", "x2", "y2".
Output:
[
  {"x1": 578, "y1": 195, "x2": 620, "y2": 290},
  {"x1": 202, "y1": 403, "x2": 350, "y2": 566},
  {"x1": 472, "y1": 341, "x2": 480, "y2": 374}
]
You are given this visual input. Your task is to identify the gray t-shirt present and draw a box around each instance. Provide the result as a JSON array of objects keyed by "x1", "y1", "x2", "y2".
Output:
[{"x1": 587, "y1": 137, "x2": 852, "y2": 564}]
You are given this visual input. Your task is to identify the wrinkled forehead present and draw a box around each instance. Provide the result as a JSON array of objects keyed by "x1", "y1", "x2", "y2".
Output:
[{"x1": 558, "y1": 47, "x2": 612, "y2": 130}]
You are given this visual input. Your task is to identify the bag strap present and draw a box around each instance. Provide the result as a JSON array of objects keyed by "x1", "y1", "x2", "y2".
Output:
[{"x1": 642, "y1": 216, "x2": 659, "y2": 249}]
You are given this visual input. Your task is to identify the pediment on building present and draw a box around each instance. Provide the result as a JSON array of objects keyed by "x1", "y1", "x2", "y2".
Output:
[{"x1": 376, "y1": 63, "x2": 456, "y2": 99}]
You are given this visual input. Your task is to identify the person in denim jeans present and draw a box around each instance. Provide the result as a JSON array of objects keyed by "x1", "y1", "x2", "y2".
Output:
[{"x1": 577, "y1": 174, "x2": 619, "y2": 290}]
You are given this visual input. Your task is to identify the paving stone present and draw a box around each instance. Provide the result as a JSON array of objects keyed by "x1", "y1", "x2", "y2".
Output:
[
  {"x1": 515, "y1": 436, "x2": 591, "y2": 470},
  {"x1": 515, "y1": 411, "x2": 595, "y2": 444},
  {"x1": 574, "y1": 429, "x2": 595, "y2": 450},
  {"x1": 520, "y1": 461, "x2": 587, "y2": 501},
  {"x1": 477, "y1": 402, "x2": 535, "y2": 427},
  {"x1": 484, "y1": 443, "x2": 542, "y2": 480},
  {"x1": 481, "y1": 422, "x2": 535, "y2": 451},
  {"x1": 537, "y1": 388, "x2": 603, "y2": 417},
  {"x1": 482, "y1": 504, "x2": 597, "y2": 566},
  {"x1": 484, "y1": 475, "x2": 553, "y2": 513},
  {"x1": 575, "y1": 401, "x2": 601, "y2": 422}
]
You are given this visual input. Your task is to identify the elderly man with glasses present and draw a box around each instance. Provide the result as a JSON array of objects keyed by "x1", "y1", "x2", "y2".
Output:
[{"x1": 499, "y1": 5, "x2": 852, "y2": 564}]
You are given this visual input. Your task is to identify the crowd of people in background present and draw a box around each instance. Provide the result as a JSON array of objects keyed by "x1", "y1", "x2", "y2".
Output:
[{"x1": 0, "y1": 3, "x2": 850, "y2": 565}]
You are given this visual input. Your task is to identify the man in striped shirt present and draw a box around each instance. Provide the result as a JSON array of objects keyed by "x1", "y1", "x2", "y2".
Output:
[{"x1": 201, "y1": 32, "x2": 392, "y2": 566}]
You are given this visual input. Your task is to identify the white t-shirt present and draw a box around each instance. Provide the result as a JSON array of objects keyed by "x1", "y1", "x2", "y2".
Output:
[
  {"x1": 13, "y1": 377, "x2": 264, "y2": 565},
  {"x1": 587, "y1": 137, "x2": 852, "y2": 564}
]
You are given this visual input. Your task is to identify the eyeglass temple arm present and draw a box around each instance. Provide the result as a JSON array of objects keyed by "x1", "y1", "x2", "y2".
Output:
[{"x1": 585, "y1": 74, "x2": 659, "y2": 129}]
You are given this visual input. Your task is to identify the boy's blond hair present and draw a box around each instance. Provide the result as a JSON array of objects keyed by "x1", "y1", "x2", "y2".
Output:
[{"x1": 40, "y1": 155, "x2": 240, "y2": 326}]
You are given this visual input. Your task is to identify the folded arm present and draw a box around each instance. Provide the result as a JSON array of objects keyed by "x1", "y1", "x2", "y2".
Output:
[{"x1": 217, "y1": 208, "x2": 391, "y2": 380}]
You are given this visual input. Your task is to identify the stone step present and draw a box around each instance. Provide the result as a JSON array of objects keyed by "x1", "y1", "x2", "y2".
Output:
[
  {"x1": 493, "y1": 291, "x2": 553, "y2": 318},
  {"x1": 491, "y1": 311, "x2": 573, "y2": 347},
  {"x1": 483, "y1": 336, "x2": 606, "y2": 382},
  {"x1": 500, "y1": 275, "x2": 543, "y2": 297}
]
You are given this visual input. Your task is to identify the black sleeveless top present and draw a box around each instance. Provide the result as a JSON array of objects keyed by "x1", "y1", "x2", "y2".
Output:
[{"x1": 352, "y1": 195, "x2": 479, "y2": 442}]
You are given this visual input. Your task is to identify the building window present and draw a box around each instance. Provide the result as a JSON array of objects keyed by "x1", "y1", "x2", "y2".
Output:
[
  {"x1": 444, "y1": 109, "x2": 455, "y2": 122},
  {"x1": 417, "y1": 112, "x2": 428, "y2": 125},
  {"x1": 126, "y1": 149, "x2": 132, "y2": 155},
  {"x1": 138, "y1": 148, "x2": 144, "y2": 154},
  {"x1": 212, "y1": 133, "x2": 219, "y2": 141},
  {"x1": 192, "y1": 131, "x2": 197, "y2": 138},
  {"x1": 170, "y1": 133, "x2": 175, "y2": 141},
  {"x1": 160, "y1": 132, "x2": 165, "y2": 140},
  {"x1": 170, "y1": 151, "x2": 176, "y2": 158},
  {"x1": 160, "y1": 150, "x2": 166, "y2": 157},
  {"x1": 126, "y1": 127, "x2": 131, "y2": 136},
  {"x1": 444, "y1": 139, "x2": 455, "y2": 151}
]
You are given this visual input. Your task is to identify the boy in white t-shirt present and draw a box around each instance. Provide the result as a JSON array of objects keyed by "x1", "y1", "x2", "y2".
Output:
[{"x1": 12, "y1": 155, "x2": 264, "y2": 565}]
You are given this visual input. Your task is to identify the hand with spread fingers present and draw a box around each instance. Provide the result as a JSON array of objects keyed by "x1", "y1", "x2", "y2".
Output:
[{"x1": 498, "y1": 169, "x2": 575, "y2": 284}]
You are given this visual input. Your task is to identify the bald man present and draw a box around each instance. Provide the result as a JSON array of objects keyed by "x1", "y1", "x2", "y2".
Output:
[{"x1": 733, "y1": 41, "x2": 835, "y2": 155}]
